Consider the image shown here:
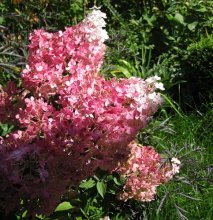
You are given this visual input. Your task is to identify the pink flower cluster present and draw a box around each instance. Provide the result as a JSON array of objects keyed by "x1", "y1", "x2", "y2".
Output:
[
  {"x1": 0, "y1": 82, "x2": 25, "y2": 124},
  {"x1": 116, "y1": 141, "x2": 180, "y2": 202},
  {"x1": 22, "y1": 9, "x2": 108, "y2": 98},
  {"x1": 0, "y1": 9, "x2": 178, "y2": 215}
]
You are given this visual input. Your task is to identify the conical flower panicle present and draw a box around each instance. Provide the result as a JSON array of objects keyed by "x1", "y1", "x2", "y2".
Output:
[{"x1": 0, "y1": 9, "x2": 178, "y2": 215}]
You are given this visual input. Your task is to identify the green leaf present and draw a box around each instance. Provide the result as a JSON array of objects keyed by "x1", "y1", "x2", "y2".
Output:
[
  {"x1": 0, "y1": 17, "x2": 4, "y2": 25},
  {"x1": 55, "y1": 201, "x2": 72, "y2": 212},
  {"x1": 194, "y1": 6, "x2": 207, "y2": 13},
  {"x1": 187, "y1": 22, "x2": 198, "y2": 31},
  {"x1": 143, "y1": 13, "x2": 156, "y2": 26},
  {"x1": 79, "y1": 178, "x2": 96, "y2": 189},
  {"x1": 113, "y1": 177, "x2": 121, "y2": 185},
  {"x1": 1, "y1": 124, "x2": 14, "y2": 136},
  {"x1": 166, "y1": 14, "x2": 174, "y2": 21},
  {"x1": 35, "y1": 214, "x2": 45, "y2": 219},
  {"x1": 174, "y1": 13, "x2": 185, "y2": 25},
  {"x1": 160, "y1": 93, "x2": 183, "y2": 118},
  {"x1": 96, "y1": 181, "x2": 106, "y2": 198},
  {"x1": 111, "y1": 65, "x2": 132, "y2": 78},
  {"x1": 22, "y1": 210, "x2": 28, "y2": 218},
  {"x1": 118, "y1": 59, "x2": 136, "y2": 72}
]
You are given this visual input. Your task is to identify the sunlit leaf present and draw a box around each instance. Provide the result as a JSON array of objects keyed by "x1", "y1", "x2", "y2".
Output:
[
  {"x1": 187, "y1": 22, "x2": 198, "y2": 31},
  {"x1": 55, "y1": 201, "x2": 72, "y2": 212},
  {"x1": 79, "y1": 178, "x2": 96, "y2": 189},
  {"x1": 97, "y1": 181, "x2": 106, "y2": 198},
  {"x1": 111, "y1": 65, "x2": 132, "y2": 78},
  {"x1": 174, "y1": 13, "x2": 185, "y2": 25}
]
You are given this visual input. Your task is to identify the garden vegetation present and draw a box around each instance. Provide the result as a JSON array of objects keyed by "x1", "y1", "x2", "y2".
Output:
[{"x1": 0, "y1": 1, "x2": 212, "y2": 219}]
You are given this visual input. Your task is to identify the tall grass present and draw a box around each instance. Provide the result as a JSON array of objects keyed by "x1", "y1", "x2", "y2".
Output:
[{"x1": 143, "y1": 104, "x2": 213, "y2": 219}]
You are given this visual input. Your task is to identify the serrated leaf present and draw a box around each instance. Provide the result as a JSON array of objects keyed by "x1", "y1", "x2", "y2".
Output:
[
  {"x1": 79, "y1": 178, "x2": 95, "y2": 189},
  {"x1": 97, "y1": 181, "x2": 106, "y2": 198},
  {"x1": 55, "y1": 201, "x2": 72, "y2": 212}
]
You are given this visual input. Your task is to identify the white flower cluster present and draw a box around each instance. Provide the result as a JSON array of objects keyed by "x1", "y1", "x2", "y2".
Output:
[
  {"x1": 171, "y1": 157, "x2": 181, "y2": 174},
  {"x1": 83, "y1": 9, "x2": 109, "y2": 43},
  {"x1": 144, "y1": 75, "x2": 164, "y2": 103},
  {"x1": 100, "y1": 217, "x2": 110, "y2": 220},
  {"x1": 146, "y1": 75, "x2": 165, "y2": 91}
]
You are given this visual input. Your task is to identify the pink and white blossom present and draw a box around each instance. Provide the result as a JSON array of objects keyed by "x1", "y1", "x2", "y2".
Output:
[{"x1": 0, "y1": 9, "x2": 178, "y2": 215}]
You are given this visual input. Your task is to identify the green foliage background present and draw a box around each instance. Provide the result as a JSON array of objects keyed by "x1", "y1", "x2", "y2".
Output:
[{"x1": 0, "y1": 0, "x2": 212, "y2": 219}]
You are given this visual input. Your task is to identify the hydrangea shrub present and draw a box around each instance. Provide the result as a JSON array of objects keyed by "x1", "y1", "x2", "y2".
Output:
[{"x1": 0, "y1": 9, "x2": 180, "y2": 215}]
